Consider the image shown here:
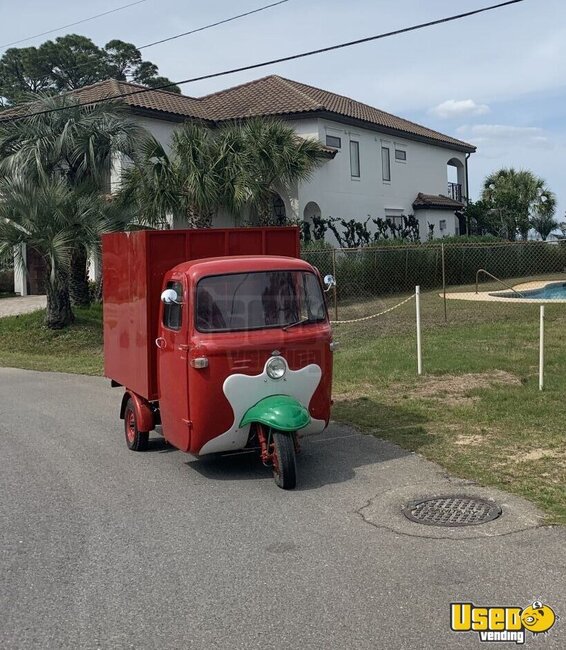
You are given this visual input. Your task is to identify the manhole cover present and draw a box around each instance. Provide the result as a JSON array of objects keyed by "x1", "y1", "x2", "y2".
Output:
[{"x1": 402, "y1": 495, "x2": 502, "y2": 527}]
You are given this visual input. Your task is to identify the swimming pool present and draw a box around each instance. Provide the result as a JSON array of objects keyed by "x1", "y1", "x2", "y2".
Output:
[{"x1": 494, "y1": 282, "x2": 566, "y2": 300}]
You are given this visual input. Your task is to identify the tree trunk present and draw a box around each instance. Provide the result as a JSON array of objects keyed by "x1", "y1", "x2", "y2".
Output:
[
  {"x1": 45, "y1": 271, "x2": 74, "y2": 329},
  {"x1": 94, "y1": 275, "x2": 103, "y2": 303},
  {"x1": 186, "y1": 205, "x2": 213, "y2": 228},
  {"x1": 256, "y1": 195, "x2": 272, "y2": 226},
  {"x1": 69, "y1": 246, "x2": 91, "y2": 307}
]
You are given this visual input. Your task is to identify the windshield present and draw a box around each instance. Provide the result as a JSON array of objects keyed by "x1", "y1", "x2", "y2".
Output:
[{"x1": 196, "y1": 270, "x2": 327, "y2": 332}]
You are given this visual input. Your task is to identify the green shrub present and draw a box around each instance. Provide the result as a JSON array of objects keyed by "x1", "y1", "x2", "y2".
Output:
[{"x1": 0, "y1": 269, "x2": 14, "y2": 294}]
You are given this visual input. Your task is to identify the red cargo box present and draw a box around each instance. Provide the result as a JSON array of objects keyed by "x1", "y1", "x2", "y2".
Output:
[{"x1": 102, "y1": 227, "x2": 300, "y2": 400}]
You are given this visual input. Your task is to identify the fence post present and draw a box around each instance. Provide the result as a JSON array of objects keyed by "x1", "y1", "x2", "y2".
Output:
[
  {"x1": 441, "y1": 243, "x2": 447, "y2": 322},
  {"x1": 539, "y1": 305, "x2": 545, "y2": 391},
  {"x1": 416, "y1": 285, "x2": 422, "y2": 376},
  {"x1": 332, "y1": 247, "x2": 338, "y2": 321}
]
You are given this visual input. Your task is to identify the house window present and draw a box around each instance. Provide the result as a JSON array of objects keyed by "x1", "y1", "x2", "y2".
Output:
[
  {"x1": 326, "y1": 135, "x2": 341, "y2": 148},
  {"x1": 395, "y1": 149, "x2": 407, "y2": 161},
  {"x1": 381, "y1": 147, "x2": 391, "y2": 181},
  {"x1": 387, "y1": 216, "x2": 403, "y2": 228},
  {"x1": 163, "y1": 280, "x2": 183, "y2": 330},
  {"x1": 350, "y1": 141, "x2": 360, "y2": 178},
  {"x1": 439, "y1": 220, "x2": 447, "y2": 231}
]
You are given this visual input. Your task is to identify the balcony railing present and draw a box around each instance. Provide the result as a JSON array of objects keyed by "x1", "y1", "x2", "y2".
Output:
[{"x1": 447, "y1": 182, "x2": 463, "y2": 202}]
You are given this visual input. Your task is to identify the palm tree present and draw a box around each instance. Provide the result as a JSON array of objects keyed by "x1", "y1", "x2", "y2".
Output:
[
  {"x1": 530, "y1": 212, "x2": 559, "y2": 241},
  {"x1": 119, "y1": 124, "x2": 225, "y2": 228},
  {"x1": 120, "y1": 119, "x2": 326, "y2": 227},
  {"x1": 0, "y1": 177, "x2": 110, "y2": 328},
  {"x1": 0, "y1": 93, "x2": 145, "y2": 306},
  {"x1": 481, "y1": 168, "x2": 556, "y2": 240},
  {"x1": 240, "y1": 119, "x2": 326, "y2": 224}
]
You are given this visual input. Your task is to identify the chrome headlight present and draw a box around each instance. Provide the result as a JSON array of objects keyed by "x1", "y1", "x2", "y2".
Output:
[{"x1": 266, "y1": 356, "x2": 286, "y2": 380}]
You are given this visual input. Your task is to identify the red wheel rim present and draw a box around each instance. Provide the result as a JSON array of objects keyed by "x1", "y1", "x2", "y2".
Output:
[{"x1": 126, "y1": 410, "x2": 136, "y2": 443}]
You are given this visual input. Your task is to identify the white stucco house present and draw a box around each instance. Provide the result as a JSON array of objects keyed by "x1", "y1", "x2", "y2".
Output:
[{"x1": 7, "y1": 75, "x2": 476, "y2": 294}]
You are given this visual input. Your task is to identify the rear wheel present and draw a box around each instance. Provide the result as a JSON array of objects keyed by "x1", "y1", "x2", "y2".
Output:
[
  {"x1": 124, "y1": 399, "x2": 149, "y2": 452},
  {"x1": 271, "y1": 430, "x2": 297, "y2": 490}
]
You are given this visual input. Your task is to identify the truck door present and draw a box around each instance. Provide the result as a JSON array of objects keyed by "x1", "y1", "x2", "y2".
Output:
[{"x1": 156, "y1": 278, "x2": 190, "y2": 452}]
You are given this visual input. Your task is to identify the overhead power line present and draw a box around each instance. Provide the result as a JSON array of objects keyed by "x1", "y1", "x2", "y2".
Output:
[
  {"x1": 138, "y1": 0, "x2": 290, "y2": 50},
  {"x1": 3, "y1": 0, "x2": 526, "y2": 124},
  {"x1": 0, "y1": 0, "x2": 292, "y2": 88},
  {"x1": 0, "y1": 0, "x2": 151, "y2": 50}
]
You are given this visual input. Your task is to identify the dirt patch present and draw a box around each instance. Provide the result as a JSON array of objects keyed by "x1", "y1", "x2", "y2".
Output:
[
  {"x1": 518, "y1": 449, "x2": 551, "y2": 462},
  {"x1": 333, "y1": 382, "x2": 378, "y2": 401},
  {"x1": 410, "y1": 370, "x2": 521, "y2": 403},
  {"x1": 454, "y1": 434, "x2": 485, "y2": 446},
  {"x1": 514, "y1": 449, "x2": 565, "y2": 463}
]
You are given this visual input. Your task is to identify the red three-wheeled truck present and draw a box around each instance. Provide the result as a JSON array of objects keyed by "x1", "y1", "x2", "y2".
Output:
[{"x1": 103, "y1": 227, "x2": 336, "y2": 489}]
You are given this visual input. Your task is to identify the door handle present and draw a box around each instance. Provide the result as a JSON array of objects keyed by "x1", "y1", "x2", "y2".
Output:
[{"x1": 155, "y1": 337, "x2": 167, "y2": 349}]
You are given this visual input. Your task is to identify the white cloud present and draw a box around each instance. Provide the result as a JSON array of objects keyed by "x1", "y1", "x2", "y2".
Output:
[
  {"x1": 456, "y1": 124, "x2": 553, "y2": 150},
  {"x1": 458, "y1": 124, "x2": 542, "y2": 138},
  {"x1": 429, "y1": 99, "x2": 490, "y2": 119}
]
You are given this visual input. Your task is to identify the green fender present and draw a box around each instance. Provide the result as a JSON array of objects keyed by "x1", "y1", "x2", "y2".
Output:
[{"x1": 240, "y1": 395, "x2": 311, "y2": 432}]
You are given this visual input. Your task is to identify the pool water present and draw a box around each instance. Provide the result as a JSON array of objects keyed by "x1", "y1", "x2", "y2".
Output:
[{"x1": 497, "y1": 282, "x2": 566, "y2": 300}]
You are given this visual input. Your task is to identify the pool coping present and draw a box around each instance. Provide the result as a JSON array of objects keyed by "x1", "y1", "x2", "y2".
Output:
[{"x1": 444, "y1": 280, "x2": 566, "y2": 303}]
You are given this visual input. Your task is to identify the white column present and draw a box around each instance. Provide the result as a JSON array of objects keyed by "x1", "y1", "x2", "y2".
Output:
[
  {"x1": 539, "y1": 305, "x2": 545, "y2": 391},
  {"x1": 416, "y1": 285, "x2": 422, "y2": 375},
  {"x1": 13, "y1": 244, "x2": 27, "y2": 296}
]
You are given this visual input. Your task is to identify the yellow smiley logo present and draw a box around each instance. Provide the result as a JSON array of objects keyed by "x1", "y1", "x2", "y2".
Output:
[{"x1": 520, "y1": 602, "x2": 556, "y2": 633}]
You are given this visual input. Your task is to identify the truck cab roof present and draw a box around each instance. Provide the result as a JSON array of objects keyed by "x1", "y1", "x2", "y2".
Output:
[{"x1": 169, "y1": 255, "x2": 315, "y2": 281}]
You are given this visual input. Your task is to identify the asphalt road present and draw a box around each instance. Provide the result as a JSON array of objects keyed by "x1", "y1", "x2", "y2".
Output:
[{"x1": 1, "y1": 368, "x2": 565, "y2": 649}]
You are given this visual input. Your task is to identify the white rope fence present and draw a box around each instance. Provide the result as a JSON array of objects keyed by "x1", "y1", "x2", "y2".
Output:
[
  {"x1": 330, "y1": 285, "x2": 423, "y2": 376},
  {"x1": 330, "y1": 292, "x2": 416, "y2": 324}
]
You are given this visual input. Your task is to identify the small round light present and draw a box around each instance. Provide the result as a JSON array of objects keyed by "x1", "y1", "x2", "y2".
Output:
[{"x1": 266, "y1": 356, "x2": 286, "y2": 380}]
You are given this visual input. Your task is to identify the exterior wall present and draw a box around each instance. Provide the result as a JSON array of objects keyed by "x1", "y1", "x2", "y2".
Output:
[
  {"x1": 416, "y1": 209, "x2": 459, "y2": 239},
  {"x1": 110, "y1": 114, "x2": 179, "y2": 191},
  {"x1": 292, "y1": 117, "x2": 467, "y2": 242},
  {"x1": 131, "y1": 115, "x2": 179, "y2": 152},
  {"x1": 109, "y1": 113, "x2": 469, "y2": 245}
]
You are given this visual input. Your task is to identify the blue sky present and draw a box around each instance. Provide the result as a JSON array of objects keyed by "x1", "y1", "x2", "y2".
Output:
[{"x1": 2, "y1": 0, "x2": 565, "y2": 219}]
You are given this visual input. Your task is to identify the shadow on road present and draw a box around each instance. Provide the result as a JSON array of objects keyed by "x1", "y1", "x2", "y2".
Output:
[
  {"x1": 183, "y1": 400, "x2": 428, "y2": 490},
  {"x1": 146, "y1": 437, "x2": 177, "y2": 453}
]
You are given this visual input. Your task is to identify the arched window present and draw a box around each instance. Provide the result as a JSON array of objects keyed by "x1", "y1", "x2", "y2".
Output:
[
  {"x1": 447, "y1": 158, "x2": 465, "y2": 202},
  {"x1": 303, "y1": 201, "x2": 321, "y2": 222},
  {"x1": 303, "y1": 201, "x2": 322, "y2": 243}
]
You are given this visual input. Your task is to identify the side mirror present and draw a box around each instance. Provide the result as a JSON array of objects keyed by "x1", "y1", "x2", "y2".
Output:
[
  {"x1": 323, "y1": 274, "x2": 336, "y2": 292},
  {"x1": 161, "y1": 288, "x2": 179, "y2": 304}
]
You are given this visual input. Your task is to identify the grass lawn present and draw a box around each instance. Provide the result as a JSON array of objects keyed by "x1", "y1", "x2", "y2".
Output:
[
  {"x1": 332, "y1": 278, "x2": 566, "y2": 524},
  {"x1": 0, "y1": 283, "x2": 564, "y2": 522},
  {"x1": 0, "y1": 305, "x2": 103, "y2": 375}
]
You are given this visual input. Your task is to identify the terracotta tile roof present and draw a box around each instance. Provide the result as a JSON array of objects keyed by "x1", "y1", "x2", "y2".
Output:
[
  {"x1": 0, "y1": 75, "x2": 475, "y2": 152},
  {"x1": 0, "y1": 79, "x2": 208, "y2": 121},
  {"x1": 201, "y1": 75, "x2": 476, "y2": 152},
  {"x1": 76, "y1": 79, "x2": 208, "y2": 119},
  {"x1": 413, "y1": 193, "x2": 465, "y2": 210}
]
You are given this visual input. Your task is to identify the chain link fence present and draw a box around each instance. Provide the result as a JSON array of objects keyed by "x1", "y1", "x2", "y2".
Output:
[{"x1": 302, "y1": 241, "x2": 566, "y2": 325}]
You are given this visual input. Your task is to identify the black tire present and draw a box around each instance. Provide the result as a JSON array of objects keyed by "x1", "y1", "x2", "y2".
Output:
[
  {"x1": 272, "y1": 430, "x2": 297, "y2": 490},
  {"x1": 124, "y1": 399, "x2": 149, "y2": 452}
]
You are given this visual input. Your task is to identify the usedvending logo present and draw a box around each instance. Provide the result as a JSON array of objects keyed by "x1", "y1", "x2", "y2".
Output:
[{"x1": 451, "y1": 601, "x2": 557, "y2": 644}]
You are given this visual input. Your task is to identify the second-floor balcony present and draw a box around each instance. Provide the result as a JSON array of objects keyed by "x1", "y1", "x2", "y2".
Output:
[{"x1": 447, "y1": 182, "x2": 463, "y2": 202}]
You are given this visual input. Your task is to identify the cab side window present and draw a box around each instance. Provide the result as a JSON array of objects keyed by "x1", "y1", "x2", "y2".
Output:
[{"x1": 163, "y1": 281, "x2": 183, "y2": 330}]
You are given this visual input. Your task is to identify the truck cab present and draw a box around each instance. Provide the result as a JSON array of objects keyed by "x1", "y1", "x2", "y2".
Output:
[{"x1": 103, "y1": 228, "x2": 335, "y2": 489}]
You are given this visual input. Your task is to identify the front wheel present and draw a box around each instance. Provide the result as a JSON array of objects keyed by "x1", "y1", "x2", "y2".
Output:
[
  {"x1": 271, "y1": 431, "x2": 297, "y2": 490},
  {"x1": 124, "y1": 399, "x2": 149, "y2": 452}
]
